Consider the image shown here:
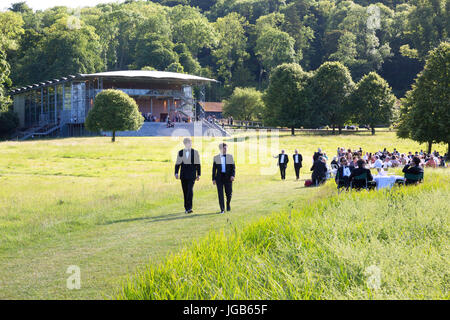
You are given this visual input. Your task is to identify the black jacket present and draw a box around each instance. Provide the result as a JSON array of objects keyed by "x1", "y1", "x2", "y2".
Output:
[
  {"x1": 293, "y1": 154, "x2": 303, "y2": 167},
  {"x1": 310, "y1": 160, "x2": 327, "y2": 178},
  {"x1": 313, "y1": 152, "x2": 323, "y2": 162},
  {"x1": 175, "y1": 149, "x2": 201, "y2": 180},
  {"x1": 335, "y1": 166, "x2": 353, "y2": 182},
  {"x1": 402, "y1": 164, "x2": 423, "y2": 175},
  {"x1": 278, "y1": 154, "x2": 289, "y2": 166},
  {"x1": 349, "y1": 167, "x2": 373, "y2": 182},
  {"x1": 212, "y1": 154, "x2": 235, "y2": 182}
]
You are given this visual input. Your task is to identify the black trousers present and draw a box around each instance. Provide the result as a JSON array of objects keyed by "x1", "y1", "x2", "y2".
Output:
[
  {"x1": 279, "y1": 164, "x2": 287, "y2": 180},
  {"x1": 294, "y1": 164, "x2": 302, "y2": 179},
  {"x1": 216, "y1": 177, "x2": 232, "y2": 211},
  {"x1": 181, "y1": 179, "x2": 195, "y2": 211}
]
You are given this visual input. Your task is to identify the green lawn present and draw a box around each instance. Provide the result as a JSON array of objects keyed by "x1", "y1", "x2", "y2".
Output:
[{"x1": 0, "y1": 131, "x2": 447, "y2": 299}]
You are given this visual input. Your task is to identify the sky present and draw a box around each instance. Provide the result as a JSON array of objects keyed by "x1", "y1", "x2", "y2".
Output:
[{"x1": 1, "y1": 0, "x2": 125, "y2": 11}]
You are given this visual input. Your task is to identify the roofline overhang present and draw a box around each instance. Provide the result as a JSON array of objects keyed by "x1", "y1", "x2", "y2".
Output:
[{"x1": 10, "y1": 71, "x2": 219, "y2": 96}]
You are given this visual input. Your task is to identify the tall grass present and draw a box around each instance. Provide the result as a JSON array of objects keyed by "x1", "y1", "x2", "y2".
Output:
[{"x1": 117, "y1": 170, "x2": 449, "y2": 300}]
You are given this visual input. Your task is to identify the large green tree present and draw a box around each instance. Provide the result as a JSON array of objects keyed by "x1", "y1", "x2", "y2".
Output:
[
  {"x1": 212, "y1": 13, "x2": 249, "y2": 87},
  {"x1": 223, "y1": 87, "x2": 264, "y2": 121},
  {"x1": 255, "y1": 27, "x2": 296, "y2": 77},
  {"x1": 351, "y1": 72, "x2": 395, "y2": 135},
  {"x1": 397, "y1": 42, "x2": 450, "y2": 154},
  {"x1": 400, "y1": 0, "x2": 449, "y2": 61},
  {"x1": 310, "y1": 61, "x2": 354, "y2": 134},
  {"x1": 263, "y1": 63, "x2": 312, "y2": 135},
  {"x1": 85, "y1": 90, "x2": 144, "y2": 142}
]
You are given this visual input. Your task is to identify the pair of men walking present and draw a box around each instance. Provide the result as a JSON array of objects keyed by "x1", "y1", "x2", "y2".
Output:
[
  {"x1": 175, "y1": 138, "x2": 235, "y2": 214},
  {"x1": 275, "y1": 149, "x2": 303, "y2": 180}
]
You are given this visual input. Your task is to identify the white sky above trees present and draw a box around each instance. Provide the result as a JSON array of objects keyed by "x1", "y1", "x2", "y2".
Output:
[{"x1": 1, "y1": 0, "x2": 125, "y2": 11}]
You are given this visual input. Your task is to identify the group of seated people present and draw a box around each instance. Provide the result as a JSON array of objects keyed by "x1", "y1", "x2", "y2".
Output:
[
  {"x1": 310, "y1": 146, "x2": 447, "y2": 190},
  {"x1": 334, "y1": 147, "x2": 447, "y2": 170},
  {"x1": 143, "y1": 113, "x2": 158, "y2": 122}
]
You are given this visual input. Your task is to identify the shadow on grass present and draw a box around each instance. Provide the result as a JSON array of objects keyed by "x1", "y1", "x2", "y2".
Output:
[{"x1": 103, "y1": 211, "x2": 220, "y2": 225}]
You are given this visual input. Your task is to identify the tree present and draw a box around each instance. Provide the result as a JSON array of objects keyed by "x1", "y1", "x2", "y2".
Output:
[
  {"x1": 0, "y1": 110, "x2": 19, "y2": 138},
  {"x1": 255, "y1": 27, "x2": 296, "y2": 77},
  {"x1": 12, "y1": 16, "x2": 103, "y2": 86},
  {"x1": 400, "y1": 0, "x2": 448, "y2": 61},
  {"x1": 397, "y1": 42, "x2": 450, "y2": 154},
  {"x1": 263, "y1": 63, "x2": 312, "y2": 135},
  {"x1": 351, "y1": 72, "x2": 395, "y2": 135},
  {"x1": 212, "y1": 13, "x2": 249, "y2": 87},
  {"x1": 169, "y1": 5, "x2": 216, "y2": 57},
  {"x1": 165, "y1": 62, "x2": 185, "y2": 73},
  {"x1": 310, "y1": 61, "x2": 354, "y2": 134},
  {"x1": 85, "y1": 90, "x2": 144, "y2": 142},
  {"x1": 223, "y1": 87, "x2": 264, "y2": 121},
  {"x1": 134, "y1": 34, "x2": 178, "y2": 70},
  {"x1": 0, "y1": 49, "x2": 12, "y2": 111}
]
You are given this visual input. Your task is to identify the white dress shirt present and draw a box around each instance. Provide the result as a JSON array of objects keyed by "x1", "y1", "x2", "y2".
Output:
[
  {"x1": 221, "y1": 154, "x2": 226, "y2": 173},
  {"x1": 343, "y1": 166, "x2": 351, "y2": 177},
  {"x1": 280, "y1": 154, "x2": 285, "y2": 164}
]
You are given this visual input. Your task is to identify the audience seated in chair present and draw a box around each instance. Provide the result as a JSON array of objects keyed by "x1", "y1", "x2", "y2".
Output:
[
  {"x1": 349, "y1": 159, "x2": 374, "y2": 190},
  {"x1": 335, "y1": 157, "x2": 353, "y2": 192},
  {"x1": 402, "y1": 156, "x2": 424, "y2": 185}
]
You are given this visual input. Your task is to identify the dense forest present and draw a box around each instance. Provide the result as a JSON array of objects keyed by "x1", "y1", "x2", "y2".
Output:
[{"x1": 0, "y1": 0, "x2": 448, "y2": 102}]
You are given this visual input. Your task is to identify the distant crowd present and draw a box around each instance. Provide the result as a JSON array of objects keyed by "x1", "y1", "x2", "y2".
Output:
[
  {"x1": 275, "y1": 146, "x2": 448, "y2": 189},
  {"x1": 333, "y1": 147, "x2": 447, "y2": 169}
]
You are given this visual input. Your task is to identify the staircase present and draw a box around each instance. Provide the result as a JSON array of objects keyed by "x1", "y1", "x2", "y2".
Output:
[{"x1": 110, "y1": 121, "x2": 230, "y2": 137}]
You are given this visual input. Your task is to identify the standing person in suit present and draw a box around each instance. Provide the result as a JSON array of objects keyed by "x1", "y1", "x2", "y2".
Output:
[
  {"x1": 310, "y1": 156, "x2": 327, "y2": 185},
  {"x1": 313, "y1": 148, "x2": 323, "y2": 162},
  {"x1": 175, "y1": 138, "x2": 201, "y2": 214},
  {"x1": 274, "y1": 150, "x2": 289, "y2": 180},
  {"x1": 212, "y1": 143, "x2": 235, "y2": 214},
  {"x1": 293, "y1": 149, "x2": 303, "y2": 180}
]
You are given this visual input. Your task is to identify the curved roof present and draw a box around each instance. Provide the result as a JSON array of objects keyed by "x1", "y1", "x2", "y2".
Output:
[
  {"x1": 81, "y1": 70, "x2": 218, "y2": 84},
  {"x1": 10, "y1": 70, "x2": 218, "y2": 95}
]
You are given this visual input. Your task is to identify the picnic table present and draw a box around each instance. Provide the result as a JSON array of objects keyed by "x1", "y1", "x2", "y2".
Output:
[{"x1": 373, "y1": 175, "x2": 404, "y2": 190}]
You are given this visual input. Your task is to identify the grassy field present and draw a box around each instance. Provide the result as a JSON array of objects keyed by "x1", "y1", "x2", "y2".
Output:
[
  {"x1": 117, "y1": 172, "x2": 449, "y2": 300},
  {"x1": 0, "y1": 131, "x2": 448, "y2": 299}
]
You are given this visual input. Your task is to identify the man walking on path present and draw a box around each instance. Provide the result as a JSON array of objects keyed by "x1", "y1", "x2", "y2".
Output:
[
  {"x1": 274, "y1": 150, "x2": 289, "y2": 180},
  {"x1": 175, "y1": 138, "x2": 201, "y2": 214},
  {"x1": 212, "y1": 143, "x2": 235, "y2": 214},
  {"x1": 293, "y1": 149, "x2": 303, "y2": 180}
]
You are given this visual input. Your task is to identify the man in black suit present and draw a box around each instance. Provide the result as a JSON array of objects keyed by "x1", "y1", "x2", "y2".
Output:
[
  {"x1": 349, "y1": 159, "x2": 373, "y2": 189},
  {"x1": 310, "y1": 156, "x2": 327, "y2": 185},
  {"x1": 402, "y1": 156, "x2": 424, "y2": 185},
  {"x1": 335, "y1": 157, "x2": 353, "y2": 189},
  {"x1": 212, "y1": 143, "x2": 235, "y2": 214},
  {"x1": 293, "y1": 149, "x2": 303, "y2": 180},
  {"x1": 175, "y1": 138, "x2": 201, "y2": 214},
  {"x1": 274, "y1": 150, "x2": 289, "y2": 180}
]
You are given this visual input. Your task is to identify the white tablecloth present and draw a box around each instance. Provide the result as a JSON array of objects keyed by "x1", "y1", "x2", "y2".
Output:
[{"x1": 374, "y1": 175, "x2": 404, "y2": 190}]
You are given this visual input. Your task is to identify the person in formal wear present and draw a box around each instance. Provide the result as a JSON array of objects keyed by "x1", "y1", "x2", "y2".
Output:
[
  {"x1": 349, "y1": 159, "x2": 373, "y2": 189},
  {"x1": 293, "y1": 149, "x2": 303, "y2": 180},
  {"x1": 335, "y1": 157, "x2": 353, "y2": 189},
  {"x1": 212, "y1": 143, "x2": 235, "y2": 214},
  {"x1": 402, "y1": 156, "x2": 424, "y2": 185},
  {"x1": 310, "y1": 156, "x2": 327, "y2": 186},
  {"x1": 175, "y1": 138, "x2": 201, "y2": 214},
  {"x1": 313, "y1": 148, "x2": 323, "y2": 162},
  {"x1": 274, "y1": 150, "x2": 289, "y2": 180}
]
